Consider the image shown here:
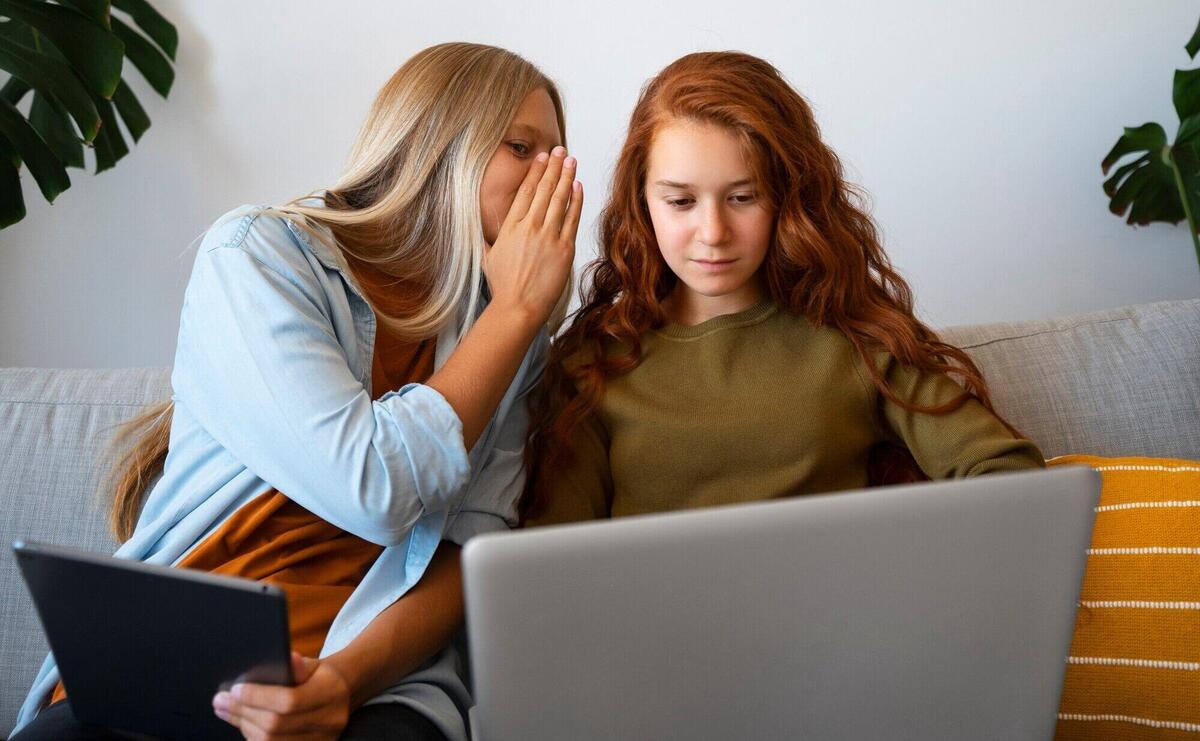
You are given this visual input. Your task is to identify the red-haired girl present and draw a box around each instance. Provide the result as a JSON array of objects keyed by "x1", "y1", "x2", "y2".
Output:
[{"x1": 523, "y1": 51, "x2": 1042, "y2": 526}]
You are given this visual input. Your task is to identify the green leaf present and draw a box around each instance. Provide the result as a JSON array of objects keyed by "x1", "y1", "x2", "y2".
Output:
[
  {"x1": 1169, "y1": 142, "x2": 1200, "y2": 225},
  {"x1": 30, "y1": 91, "x2": 83, "y2": 167},
  {"x1": 1187, "y1": 14, "x2": 1200, "y2": 59},
  {"x1": 1102, "y1": 153, "x2": 1150, "y2": 197},
  {"x1": 1173, "y1": 67, "x2": 1200, "y2": 121},
  {"x1": 112, "y1": 0, "x2": 175, "y2": 60},
  {"x1": 111, "y1": 16, "x2": 172, "y2": 97},
  {"x1": 1101, "y1": 122, "x2": 1168, "y2": 173},
  {"x1": 0, "y1": 74, "x2": 30, "y2": 103},
  {"x1": 1178, "y1": 113, "x2": 1200, "y2": 148},
  {"x1": 1108, "y1": 163, "x2": 1152, "y2": 215},
  {"x1": 1130, "y1": 173, "x2": 1184, "y2": 225},
  {"x1": 0, "y1": 16, "x2": 32, "y2": 43},
  {"x1": 0, "y1": 125, "x2": 17, "y2": 166},
  {"x1": 0, "y1": 14, "x2": 85, "y2": 166},
  {"x1": 1108, "y1": 162, "x2": 1184, "y2": 225},
  {"x1": 91, "y1": 93, "x2": 127, "y2": 172},
  {"x1": 110, "y1": 78, "x2": 148, "y2": 141},
  {"x1": 53, "y1": 0, "x2": 111, "y2": 29},
  {"x1": 0, "y1": 138, "x2": 27, "y2": 227},
  {"x1": 0, "y1": 16, "x2": 36, "y2": 51},
  {"x1": 0, "y1": 96, "x2": 70, "y2": 200},
  {"x1": 0, "y1": 33, "x2": 100, "y2": 141},
  {"x1": 0, "y1": 0, "x2": 124, "y2": 98}
]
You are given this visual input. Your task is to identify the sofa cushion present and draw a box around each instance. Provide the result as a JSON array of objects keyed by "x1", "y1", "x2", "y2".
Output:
[
  {"x1": 1050, "y1": 455, "x2": 1200, "y2": 739},
  {"x1": 0, "y1": 367, "x2": 171, "y2": 732},
  {"x1": 939, "y1": 299, "x2": 1200, "y2": 461}
]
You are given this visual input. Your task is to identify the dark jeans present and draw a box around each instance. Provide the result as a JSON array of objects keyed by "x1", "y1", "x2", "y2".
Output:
[{"x1": 10, "y1": 700, "x2": 449, "y2": 741}]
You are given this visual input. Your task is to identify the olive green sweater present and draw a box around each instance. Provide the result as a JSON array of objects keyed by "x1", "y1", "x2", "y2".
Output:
[{"x1": 531, "y1": 302, "x2": 1044, "y2": 526}]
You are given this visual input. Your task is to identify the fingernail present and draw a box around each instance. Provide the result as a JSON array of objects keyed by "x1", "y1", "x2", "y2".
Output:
[
  {"x1": 552, "y1": 145, "x2": 565, "y2": 157},
  {"x1": 214, "y1": 708, "x2": 231, "y2": 723},
  {"x1": 536, "y1": 152, "x2": 549, "y2": 163},
  {"x1": 564, "y1": 156, "x2": 576, "y2": 168},
  {"x1": 213, "y1": 692, "x2": 230, "y2": 710},
  {"x1": 231, "y1": 684, "x2": 244, "y2": 700}
]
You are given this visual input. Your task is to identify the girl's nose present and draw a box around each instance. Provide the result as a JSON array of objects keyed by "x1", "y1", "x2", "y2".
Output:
[{"x1": 695, "y1": 205, "x2": 730, "y2": 246}]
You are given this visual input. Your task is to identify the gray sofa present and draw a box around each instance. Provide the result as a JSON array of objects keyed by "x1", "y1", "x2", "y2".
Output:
[{"x1": 2, "y1": 298, "x2": 1198, "y2": 734}]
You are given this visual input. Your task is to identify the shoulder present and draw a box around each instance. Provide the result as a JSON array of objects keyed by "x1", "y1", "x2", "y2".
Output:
[
  {"x1": 199, "y1": 205, "x2": 297, "y2": 255},
  {"x1": 560, "y1": 333, "x2": 633, "y2": 375},
  {"x1": 769, "y1": 310, "x2": 883, "y2": 395},
  {"x1": 194, "y1": 205, "x2": 334, "y2": 292},
  {"x1": 759, "y1": 307, "x2": 866, "y2": 367}
]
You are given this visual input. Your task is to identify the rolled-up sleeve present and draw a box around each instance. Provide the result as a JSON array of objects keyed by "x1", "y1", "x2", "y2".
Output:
[{"x1": 173, "y1": 219, "x2": 471, "y2": 547}]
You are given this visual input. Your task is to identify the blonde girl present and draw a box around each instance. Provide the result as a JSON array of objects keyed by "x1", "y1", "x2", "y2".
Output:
[{"x1": 14, "y1": 42, "x2": 582, "y2": 741}]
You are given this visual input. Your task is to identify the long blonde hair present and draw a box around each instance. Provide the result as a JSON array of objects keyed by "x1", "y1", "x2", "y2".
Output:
[{"x1": 107, "y1": 43, "x2": 566, "y2": 541}]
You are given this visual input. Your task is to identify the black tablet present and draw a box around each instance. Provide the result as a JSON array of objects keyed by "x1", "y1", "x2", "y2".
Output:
[{"x1": 12, "y1": 540, "x2": 293, "y2": 740}]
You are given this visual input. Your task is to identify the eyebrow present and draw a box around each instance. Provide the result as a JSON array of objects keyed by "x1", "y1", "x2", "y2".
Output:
[
  {"x1": 653, "y1": 179, "x2": 754, "y2": 189},
  {"x1": 509, "y1": 123, "x2": 561, "y2": 147}
]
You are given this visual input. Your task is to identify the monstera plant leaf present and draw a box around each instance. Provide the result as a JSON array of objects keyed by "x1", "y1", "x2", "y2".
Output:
[
  {"x1": 0, "y1": 0, "x2": 176, "y2": 228},
  {"x1": 1102, "y1": 16, "x2": 1200, "y2": 271}
]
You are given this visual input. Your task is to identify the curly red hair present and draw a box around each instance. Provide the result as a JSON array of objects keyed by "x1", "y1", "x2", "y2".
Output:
[{"x1": 522, "y1": 51, "x2": 1011, "y2": 520}]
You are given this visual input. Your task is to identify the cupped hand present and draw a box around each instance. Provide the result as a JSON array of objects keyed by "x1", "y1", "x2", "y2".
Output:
[
  {"x1": 213, "y1": 652, "x2": 351, "y2": 741},
  {"x1": 483, "y1": 145, "x2": 583, "y2": 323}
]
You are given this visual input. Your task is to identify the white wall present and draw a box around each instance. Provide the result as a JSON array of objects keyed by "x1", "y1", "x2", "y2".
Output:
[{"x1": 1, "y1": 0, "x2": 1197, "y2": 368}]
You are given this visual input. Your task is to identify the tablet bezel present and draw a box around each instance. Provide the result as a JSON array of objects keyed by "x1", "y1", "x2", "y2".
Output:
[{"x1": 13, "y1": 539, "x2": 293, "y2": 740}]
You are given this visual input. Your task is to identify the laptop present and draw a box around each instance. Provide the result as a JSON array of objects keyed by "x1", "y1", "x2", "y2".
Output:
[
  {"x1": 12, "y1": 541, "x2": 293, "y2": 740},
  {"x1": 463, "y1": 466, "x2": 1099, "y2": 741}
]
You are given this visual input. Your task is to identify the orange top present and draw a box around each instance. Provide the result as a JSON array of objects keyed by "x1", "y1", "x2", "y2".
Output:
[{"x1": 52, "y1": 263, "x2": 435, "y2": 705}]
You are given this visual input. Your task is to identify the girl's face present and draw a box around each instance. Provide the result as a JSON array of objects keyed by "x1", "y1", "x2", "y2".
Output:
[
  {"x1": 644, "y1": 119, "x2": 774, "y2": 324},
  {"x1": 480, "y1": 87, "x2": 563, "y2": 244}
]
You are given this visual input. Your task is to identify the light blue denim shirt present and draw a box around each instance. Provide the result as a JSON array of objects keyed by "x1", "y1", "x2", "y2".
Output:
[{"x1": 14, "y1": 205, "x2": 547, "y2": 740}]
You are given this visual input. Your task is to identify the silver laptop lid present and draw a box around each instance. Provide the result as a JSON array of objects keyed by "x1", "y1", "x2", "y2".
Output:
[{"x1": 464, "y1": 466, "x2": 1099, "y2": 741}]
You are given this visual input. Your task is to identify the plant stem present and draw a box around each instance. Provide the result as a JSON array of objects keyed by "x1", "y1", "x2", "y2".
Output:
[{"x1": 1167, "y1": 147, "x2": 1200, "y2": 274}]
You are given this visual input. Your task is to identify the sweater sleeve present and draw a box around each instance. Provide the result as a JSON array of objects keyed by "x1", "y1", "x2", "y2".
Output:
[
  {"x1": 527, "y1": 410, "x2": 613, "y2": 526},
  {"x1": 875, "y1": 355, "x2": 1045, "y2": 478}
]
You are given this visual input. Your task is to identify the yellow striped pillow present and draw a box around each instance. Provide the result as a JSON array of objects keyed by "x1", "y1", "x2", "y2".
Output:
[{"x1": 1049, "y1": 455, "x2": 1200, "y2": 740}]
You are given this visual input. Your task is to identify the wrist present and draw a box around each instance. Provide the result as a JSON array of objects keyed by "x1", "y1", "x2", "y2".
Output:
[
  {"x1": 482, "y1": 297, "x2": 545, "y2": 337},
  {"x1": 324, "y1": 652, "x2": 368, "y2": 710}
]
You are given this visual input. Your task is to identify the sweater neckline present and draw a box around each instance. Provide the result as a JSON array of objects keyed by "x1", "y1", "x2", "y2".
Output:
[{"x1": 655, "y1": 301, "x2": 778, "y2": 340}]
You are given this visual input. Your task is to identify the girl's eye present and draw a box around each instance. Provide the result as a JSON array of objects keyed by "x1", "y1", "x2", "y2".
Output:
[
  {"x1": 730, "y1": 193, "x2": 756, "y2": 205},
  {"x1": 508, "y1": 141, "x2": 531, "y2": 157},
  {"x1": 666, "y1": 198, "x2": 694, "y2": 208}
]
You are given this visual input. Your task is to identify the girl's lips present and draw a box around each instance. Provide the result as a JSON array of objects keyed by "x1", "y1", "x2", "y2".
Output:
[{"x1": 693, "y1": 258, "x2": 737, "y2": 272}]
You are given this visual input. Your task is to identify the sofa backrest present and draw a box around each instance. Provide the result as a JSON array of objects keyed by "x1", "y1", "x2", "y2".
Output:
[
  {"x1": 941, "y1": 298, "x2": 1200, "y2": 461},
  {"x1": 1, "y1": 297, "x2": 1197, "y2": 731},
  {"x1": 1, "y1": 367, "x2": 171, "y2": 730}
]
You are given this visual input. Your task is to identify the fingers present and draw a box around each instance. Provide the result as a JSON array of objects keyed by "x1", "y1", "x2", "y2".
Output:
[
  {"x1": 544, "y1": 155, "x2": 578, "y2": 234},
  {"x1": 560, "y1": 180, "x2": 584, "y2": 243},
  {"x1": 227, "y1": 683, "x2": 308, "y2": 715},
  {"x1": 217, "y1": 699, "x2": 325, "y2": 739},
  {"x1": 503, "y1": 151, "x2": 549, "y2": 227},
  {"x1": 214, "y1": 684, "x2": 342, "y2": 739},
  {"x1": 526, "y1": 146, "x2": 569, "y2": 227},
  {"x1": 213, "y1": 658, "x2": 350, "y2": 740}
]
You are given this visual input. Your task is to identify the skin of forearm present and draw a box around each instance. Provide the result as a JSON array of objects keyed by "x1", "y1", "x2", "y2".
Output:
[
  {"x1": 325, "y1": 543, "x2": 465, "y2": 710},
  {"x1": 326, "y1": 302, "x2": 537, "y2": 704},
  {"x1": 425, "y1": 300, "x2": 542, "y2": 449}
]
